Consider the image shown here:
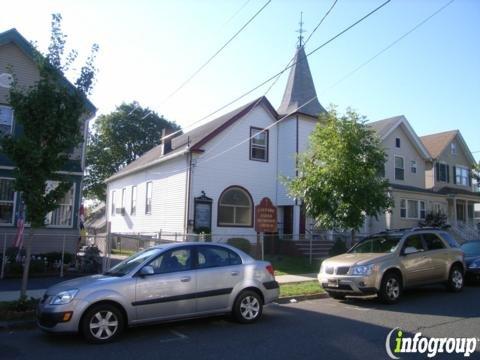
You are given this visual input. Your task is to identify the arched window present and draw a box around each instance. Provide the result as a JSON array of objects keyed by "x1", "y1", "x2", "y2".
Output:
[{"x1": 218, "y1": 186, "x2": 253, "y2": 227}]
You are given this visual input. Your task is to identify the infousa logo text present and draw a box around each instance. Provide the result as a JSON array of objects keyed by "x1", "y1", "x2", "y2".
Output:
[{"x1": 385, "y1": 328, "x2": 478, "y2": 358}]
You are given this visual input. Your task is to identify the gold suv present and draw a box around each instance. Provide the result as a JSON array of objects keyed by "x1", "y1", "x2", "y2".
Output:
[{"x1": 318, "y1": 228, "x2": 465, "y2": 304}]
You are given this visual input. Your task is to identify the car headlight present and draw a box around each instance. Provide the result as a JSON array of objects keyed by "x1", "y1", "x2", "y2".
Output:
[
  {"x1": 50, "y1": 289, "x2": 79, "y2": 305},
  {"x1": 469, "y1": 260, "x2": 480, "y2": 269},
  {"x1": 351, "y1": 264, "x2": 375, "y2": 276}
]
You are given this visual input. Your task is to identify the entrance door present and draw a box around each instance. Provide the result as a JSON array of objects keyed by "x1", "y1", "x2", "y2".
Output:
[
  {"x1": 283, "y1": 206, "x2": 293, "y2": 235},
  {"x1": 300, "y1": 204, "x2": 306, "y2": 235},
  {"x1": 456, "y1": 201, "x2": 465, "y2": 222}
]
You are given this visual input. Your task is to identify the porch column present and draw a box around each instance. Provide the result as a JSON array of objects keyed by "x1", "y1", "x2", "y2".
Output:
[
  {"x1": 453, "y1": 198, "x2": 457, "y2": 226},
  {"x1": 292, "y1": 205, "x2": 301, "y2": 239}
]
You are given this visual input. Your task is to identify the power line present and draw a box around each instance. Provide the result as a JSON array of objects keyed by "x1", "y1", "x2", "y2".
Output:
[
  {"x1": 159, "y1": 0, "x2": 389, "y2": 144},
  {"x1": 321, "y1": 0, "x2": 456, "y2": 94},
  {"x1": 204, "y1": 0, "x2": 339, "y2": 156},
  {"x1": 163, "y1": 0, "x2": 272, "y2": 103},
  {"x1": 221, "y1": 0, "x2": 252, "y2": 27}
]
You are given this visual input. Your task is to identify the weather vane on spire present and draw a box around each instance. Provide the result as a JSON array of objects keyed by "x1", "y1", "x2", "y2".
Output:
[{"x1": 296, "y1": 12, "x2": 306, "y2": 48}]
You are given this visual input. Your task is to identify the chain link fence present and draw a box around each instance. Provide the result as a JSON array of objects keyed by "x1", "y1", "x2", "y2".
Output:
[{"x1": 0, "y1": 232, "x2": 109, "y2": 280}]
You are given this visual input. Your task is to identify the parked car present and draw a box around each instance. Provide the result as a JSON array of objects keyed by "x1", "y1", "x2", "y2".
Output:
[
  {"x1": 318, "y1": 228, "x2": 465, "y2": 304},
  {"x1": 37, "y1": 243, "x2": 279, "y2": 343},
  {"x1": 460, "y1": 240, "x2": 480, "y2": 282}
]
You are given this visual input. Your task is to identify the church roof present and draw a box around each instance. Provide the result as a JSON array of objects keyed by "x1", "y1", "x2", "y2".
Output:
[{"x1": 277, "y1": 46, "x2": 326, "y2": 118}]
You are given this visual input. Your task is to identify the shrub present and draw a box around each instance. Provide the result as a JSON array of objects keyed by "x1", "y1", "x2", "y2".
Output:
[
  {"x1": 29, "y1": 259, "x2": 46, "y2": 274},
  {"x1": 227, "y1": 238, "x2": 251, "y2": 254},
  {"x1": 419, "y1": 211, "x2": 448, "y2": 228},
  {"x1": 5, "y1": 247, "x2": 25, "y2": 262},
  {"x1": 43, "y1": 252, "x2": 74, "y2": 265},
  {"x1": 328, "y1": 238, "x2": 348, "y2": 257}
]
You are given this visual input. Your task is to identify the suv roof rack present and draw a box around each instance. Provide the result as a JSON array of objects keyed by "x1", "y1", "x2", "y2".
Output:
[{"x1": 374, "y1": 225, "x2": 451, "y2": 235}]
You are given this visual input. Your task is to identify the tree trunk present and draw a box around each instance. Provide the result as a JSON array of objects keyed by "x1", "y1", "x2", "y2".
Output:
[
  {"x1": 349, "y1": 229, "x2": 356, "y2": 249},
  {"x1": 20, "y1": 228, "x2": 34, "y2": 299}
]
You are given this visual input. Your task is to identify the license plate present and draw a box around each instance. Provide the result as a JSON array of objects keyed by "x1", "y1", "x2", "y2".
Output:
[{"x1": 328, "y1": 279, "x2": 339, "y2": 288}]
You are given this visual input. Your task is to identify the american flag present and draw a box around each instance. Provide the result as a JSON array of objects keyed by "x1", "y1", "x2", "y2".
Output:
[{"x1": 13, "y1": 201, "x2": 25, "y2": 249}]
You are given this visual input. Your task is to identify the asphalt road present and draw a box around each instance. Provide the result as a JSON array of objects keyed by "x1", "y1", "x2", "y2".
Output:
[{"x1": 1, "y1": 285, "x2": 479, "y2": 360}]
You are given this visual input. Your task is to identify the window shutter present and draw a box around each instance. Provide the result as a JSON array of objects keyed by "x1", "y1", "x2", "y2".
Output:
[
  {"x1": 469, "y1": 170, "x2": 472, "y2": 187},
  {"x1": 435, "y1": 162, "x2": 440, "y2": 181},
  {"x1": 452, "y1": 166, "x2": 455, "y2": 184}
]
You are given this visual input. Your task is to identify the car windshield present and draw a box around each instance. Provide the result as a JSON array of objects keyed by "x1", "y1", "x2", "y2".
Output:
[
  {"x1": 349, "y1": 235, "x2": 402, "y2": 254},
  {"x1": 461, "y1": 242, "x2": 480, "y2": 256},
  {"x1": 104, "y1": 248, "x2": 160, "y2": 276}
]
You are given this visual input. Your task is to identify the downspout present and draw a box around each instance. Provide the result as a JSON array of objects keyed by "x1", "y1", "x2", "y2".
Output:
[{"x1": 184, "y1": 140, "x2": 193, "y2": 235}]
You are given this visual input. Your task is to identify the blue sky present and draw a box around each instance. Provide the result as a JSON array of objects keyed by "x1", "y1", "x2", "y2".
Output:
[{"x1": 1, "y1": 0, "x2": 479, "y2": 160}]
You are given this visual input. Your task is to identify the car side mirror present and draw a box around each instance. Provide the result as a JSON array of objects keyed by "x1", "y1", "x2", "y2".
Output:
[
  {"x1": 403, "y1": 247, "x2": 419, "y2": 255},
  {"x1": 139, "y1": 265, "x2": 154, "y2": 276}
]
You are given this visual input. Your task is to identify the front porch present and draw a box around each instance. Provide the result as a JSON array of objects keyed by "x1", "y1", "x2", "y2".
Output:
[{"x1": 446, "y1": 194, "x2": 480, "y2": 241}]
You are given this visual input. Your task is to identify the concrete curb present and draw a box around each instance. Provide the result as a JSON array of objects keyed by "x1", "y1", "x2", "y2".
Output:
[{"x1": 276, "y1": 293, "x2": 329, "y2": 304}]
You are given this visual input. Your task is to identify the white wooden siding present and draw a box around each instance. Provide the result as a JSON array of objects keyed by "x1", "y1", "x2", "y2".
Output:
[{"x1": 107, "y1": 155, "x2": 188, "y2": 234}]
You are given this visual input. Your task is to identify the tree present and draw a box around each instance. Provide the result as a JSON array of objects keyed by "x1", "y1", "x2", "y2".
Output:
[
  {"x1": 84, "y1": 102, "x2": 180, "y2": 201},
  {"x1": 287, "y1": 107, "x2": 393, "y2": 243},
  {"x1": 1, "y1": 14, "x2": 98, "y2": 298}
]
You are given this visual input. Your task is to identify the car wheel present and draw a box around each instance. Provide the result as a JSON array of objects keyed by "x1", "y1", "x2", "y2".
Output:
[
  {"x1": 328, "y1": 292, "x2": 346, "y2": 300},
  {"x1": 379, "y1": 272, "x2": 402, "y2": 304},
  {"x1": 233, "y1": 290, "x2": 263, "y2": 324},
  {"x1": 447, "y1": 265, "x2": 464, "y2": 293},
  {"x1": 81, "y1": 304, "x2": 124, "y2": 344}
]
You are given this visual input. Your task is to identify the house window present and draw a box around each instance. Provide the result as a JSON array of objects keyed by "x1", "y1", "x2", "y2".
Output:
[
  {"x1": 437, "y1": 163, "x2": 448, "y2": 182},
  {"x1": 250, "y1": 127, "x2": 268, "y2": 162},
  {"x1": 121, "y1": 188, "x2": 126, "y2": 215},
  {"x1": 46, "y1": 184, "x2": 74, "y2": 227},
  {"x1": 400, "y1": 199, "x2": 406, "y2": 218},
  {"x1": 394, "y1": 156, "x2": 404, "y2": 180},
  {"x1": 0, "y1": 105, "x2": 13, "y2": 136},
  {"x1": 145, "y1": 182, "x2": 152, "y2": 215},
  {"x1": 451, "y1": 143, "x2": 456, "y2": 155},
  {"x1": 111, "y1": 191, "x2": 116, "y2": 216},
  {"x1": 407, "y1": 200, "x2": 418, "y2": 219},
  {"x1": 410, "y1": 160, "x2": 417, "y2": 174},
  {"x1": 0, "y1": 179, "x2": 15, "y2": 224},
  {"x1": 218, "y1": 186, "x2": 252, "y2": 227},
  {"x1": 455, "y1": 166, "x2": 469, "y2": 186},
  {"x1": 401, "y1": 199, "x2": 426, "y2": 219},
  {"x1": 420, "y1": 201, "x2": 426, "y2": 219},
  {"x1": 131, "y1": 186, "x2": 137, "y2": 215},
  {"x1": 395, "y1": 138, "x2": 401, "y2": 148}
]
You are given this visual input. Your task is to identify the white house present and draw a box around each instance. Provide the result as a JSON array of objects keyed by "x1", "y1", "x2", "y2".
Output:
[{"x1": 105, "y1": 44, "x2": 325, "y2": 240}]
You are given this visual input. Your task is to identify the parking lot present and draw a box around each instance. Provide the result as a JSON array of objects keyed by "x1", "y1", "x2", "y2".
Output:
[{"x1": 1, "y1": 285, "x2": 479, "y2": 360}]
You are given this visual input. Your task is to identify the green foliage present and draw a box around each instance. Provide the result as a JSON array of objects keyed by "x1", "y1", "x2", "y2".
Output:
[
  {"x1": 227, "y1": 237, "x2": 251, "y2": 254},
  {"x1": 29, "y1": 259, "x2": 46, "y2": 274},
  {"x1": 419, "y1": 211, "x2": 448, "y2": 228},
  {"x1": 84, "y1": 102, "x2": 181, "y2": 201},
  {"x1": 1, "y1": 13, "x2": 98, "y2": 227},
  {"x1": 287, "y1": 107, "x2": 393, "y2": 232},
  {"x1": 328, "y1": 238, "x2": 348, "y2": 257}
]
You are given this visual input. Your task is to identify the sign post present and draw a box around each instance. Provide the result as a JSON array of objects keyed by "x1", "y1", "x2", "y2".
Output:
[{"x1": 255, "y1": 197, "x2": 277, "y2": 260}]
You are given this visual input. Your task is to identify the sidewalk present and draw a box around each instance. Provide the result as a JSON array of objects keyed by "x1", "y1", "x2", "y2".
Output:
[{"x1": 0, "y1": 273, "x2": 318, "y2": 302}]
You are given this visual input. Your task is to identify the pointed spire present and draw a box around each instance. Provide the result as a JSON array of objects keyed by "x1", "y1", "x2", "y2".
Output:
[{"x1": 278, "y1": 45, "x2": 326, "y2": 118}]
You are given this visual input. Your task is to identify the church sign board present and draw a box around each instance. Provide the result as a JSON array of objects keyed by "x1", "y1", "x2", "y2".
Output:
[{"x1": 255, "y1": 197, "x2": 277, "y2": 233}]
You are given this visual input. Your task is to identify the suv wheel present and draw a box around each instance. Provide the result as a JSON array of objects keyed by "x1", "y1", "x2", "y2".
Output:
[
  {"x1": 81, "y1": 304, "x2": 124, "y2": 344},
  {"x1": 379, "y1": 273, "x2": 402, "y2": 304},
  {"x1": 233, "y1": 290, "x2": 263, "y2": 324},
  {"x1": 447, "y1": 265, "x2": 464, "y2": 292}
]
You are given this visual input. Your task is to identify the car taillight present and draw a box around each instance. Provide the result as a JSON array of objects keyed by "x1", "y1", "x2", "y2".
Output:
[{"x1": 266, "y1": 264, "x2": 275, "y2": 277}]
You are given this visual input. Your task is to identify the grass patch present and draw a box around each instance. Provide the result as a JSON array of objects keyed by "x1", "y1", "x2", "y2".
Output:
[
  {"x1": 0, "y1": 298, "x2": 39, "y2": 321},
  {"x1": 280, "y1": 281, "x2": 324, "y2": 298},
  {"x1": 111, "y1": 249, "x2": 136, "y2": 256},
  {"x1": 265, "y1": 255, "x2": 321, "y2": 276}
]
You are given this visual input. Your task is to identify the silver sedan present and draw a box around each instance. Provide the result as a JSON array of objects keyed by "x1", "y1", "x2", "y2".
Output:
[{"x1": 37, "y1": 242, "x2": 279, "y2": 343}]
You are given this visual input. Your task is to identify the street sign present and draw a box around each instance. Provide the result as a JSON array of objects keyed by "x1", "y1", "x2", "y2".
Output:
[{"x1": 255, "y1": 197, "x2": 277, "y2": 233}]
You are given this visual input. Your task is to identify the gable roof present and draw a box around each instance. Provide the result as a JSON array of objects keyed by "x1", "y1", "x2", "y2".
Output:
[
  {"x1": 0, "y1": 28, "x2": 96, "y2": 115},
  {"x1": 420, "y1": 130, "x2": 476, "y2": 165},
  {"x1": 368, "y1": 115, "x2": 431, "y2": 160},
  {"x1": 106, "y1": 96, "x2": 278, "y2": 183},
  {"x1": 277, "y1": 46, "x2": 326, "y2": 118}
]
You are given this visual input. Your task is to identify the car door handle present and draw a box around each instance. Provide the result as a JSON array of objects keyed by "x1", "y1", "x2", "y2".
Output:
[
  {"x1": 180, "y1": 276, "x2": 191, "y2": 282},
  {"x1": 231, "y1": 271, "x2": 239, "y2": 276}
]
